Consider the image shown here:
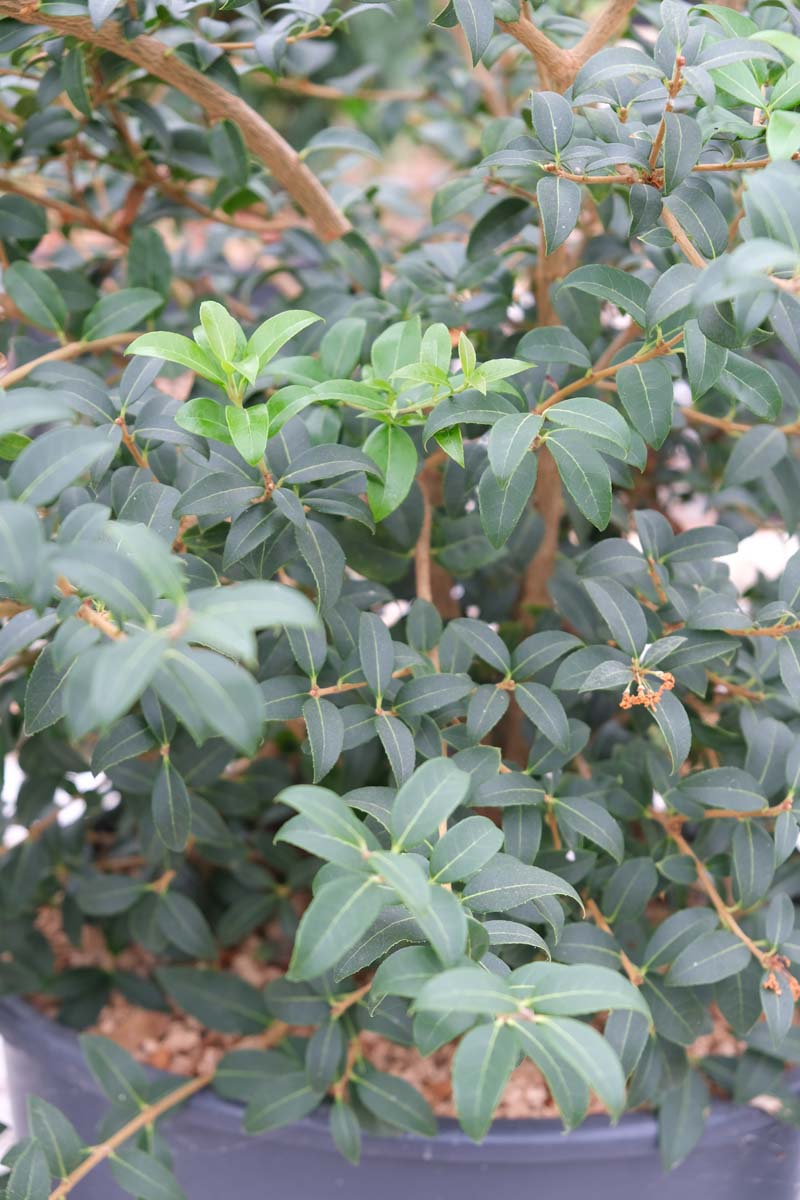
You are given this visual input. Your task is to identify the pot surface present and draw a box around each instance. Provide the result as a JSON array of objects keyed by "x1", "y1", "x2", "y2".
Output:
[{"x1": 2, "y1": 998, "x2": 798, "y2": 1200}]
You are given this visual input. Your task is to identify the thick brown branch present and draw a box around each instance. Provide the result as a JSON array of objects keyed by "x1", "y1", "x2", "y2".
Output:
[
  {"x1": 571, "y1": 0, "x2": 638, "y2": 70},
  {"x1": 497, "y1": 10, "x2": 572, "y2": 90},
  {"x1": 1, "y1": 5, "x2": 349, "y2": 242}
]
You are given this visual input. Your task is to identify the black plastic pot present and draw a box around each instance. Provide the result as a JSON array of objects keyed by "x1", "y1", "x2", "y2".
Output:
[{"x1": 1, "y1": 997, "x2": 799, "y2": 1200}]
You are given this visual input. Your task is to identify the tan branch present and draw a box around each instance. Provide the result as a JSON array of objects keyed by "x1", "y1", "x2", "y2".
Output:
[
  {"x1": 660, "y1": 204, "x2": 707, "y2": 268},
  {"x1": 0, "y1": 333, "x2": 136, "y2": 390},
  {"x1": 0, "y1": 808, "x2": 60, "y2": 859},
  {"x1": 535, "y1": 331, "x2": 684, "y2": 414},
  {"x1": 0, "y1": 175, "x2": 116, "y2": 238},
  {"x1": 571, "y1": 0, "x2": 637, "y2": 71},
  {"x1": 1, "y1": 5, "x2": 349, "y2": 242},
  {"x1": 650, "y1": 810, "x2": 771, "y2": 970},
  {"x1": 585, "y1": 897, "x2": 644, "y2": 986},
  {"x1": 43, "y1": 1015, "x2": 286, "y2": 1200}
]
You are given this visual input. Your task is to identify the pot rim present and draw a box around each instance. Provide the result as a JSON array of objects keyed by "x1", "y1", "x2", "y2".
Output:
[{"x1": 0, "y1": 994, "x2": 793, "y2": 1165}]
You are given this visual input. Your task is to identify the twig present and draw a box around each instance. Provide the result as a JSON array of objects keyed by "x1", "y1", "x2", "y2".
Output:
[
  {"x1": 650, "y1": 810, "x2": 798, "y2": 1003},
  {"x1": 115, "y1": 415, "x2": 148, "y2": 470},
  {"x1": 706, "y1": 671, "x2": 765, "y2": 702},
  {"x1": 0, "y1": 333, "x2": 137, "y2": 390},
  {"x1": 329, "y1": 982, "x2": 371, "y2": 1020},
  {"x1": 48, "y1": 1017, "x2": 290, "y2": 1199},
  {"x1": 0, "y1": 175, "x2": 116, "y2": 238},
  {"x1": 585, "y1": 897, "x2": 644, "y2": 986},
  {"x1": 703, "y1": 798, "x2": 793, "y2": 821},
  {"x1": 660, "y1": 204, "x2": 707, "y2": 268},
  {"x1": 648, "y1": 55, "x2": 685, "y2": 171},
  {"x1": 212, "y1": 26, "x2": 334, "y2": 50},
  {"x1": 535, "y1": 331, "x2": 684, "y2": 414},
  {"x1": 48, "y1": 1073, "x2": 210, "y2": 1199},
  {"x1": 267, "y1": 77, "x2": 425, "y2": 102},
  {"x1": 722, "y1": 620, "x2": 800, "y2": 639},
  {"x1": 0, "y1": 808, "x2": 61, "y2": 859}
]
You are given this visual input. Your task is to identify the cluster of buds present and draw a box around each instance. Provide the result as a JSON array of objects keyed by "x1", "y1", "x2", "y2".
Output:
[
  {"x1": 763, "y1": 955, "x2": 800, "y2": 1000},
  {"x1": 619, "y1": 669, "x2": 676, "y2": 712}
]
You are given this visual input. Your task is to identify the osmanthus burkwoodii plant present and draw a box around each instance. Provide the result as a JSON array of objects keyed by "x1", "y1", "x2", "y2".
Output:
[{"x1": 2, "y1": 0, "x2": 800, "y2": 1196}]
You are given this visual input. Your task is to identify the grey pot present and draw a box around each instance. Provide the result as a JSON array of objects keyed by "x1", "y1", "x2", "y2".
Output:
[{"x1": 1, "y1": 997, "x2": 798, "y2": 1200}]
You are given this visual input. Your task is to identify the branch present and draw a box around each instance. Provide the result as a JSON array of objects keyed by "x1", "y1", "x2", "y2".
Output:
[
  {"x1": 0, "y1": 807, "x2": 60, "y2": 860},
  {"x1": 660, "y1": 204, "x2": 707, "y2": 269},
  {"x1": 499, "y1": 0, "x2": 636, "y2": 89},
  {"x1": 415, "y1": 480, "x2": 435, "y2": 607},
  {"x1": 49, "y1": 1073, "x2": 211, "y2": 1199},
  {"x1": 497, "y1": 7, "x2": 576, "y2": 91},
  {"x1": 722, "y1": 620, "x2": 800, "y2": 639},
  {"x1": 649, "y1": 810, "x2": 773, "y2": 970},
  {"x1": 2, "y1": 5, "x2": 350, "y2": 243},
  {"x1": 648, "y1": 54, "x2": 685, "y2": 172},
  {"x1": 329, "y1": 982, "x2": 372, "y2": 1020},
  {"x1": 46, "y1": 1013, "x2": 292, "y2": 1197},
  {"x1": 571, "y1": 0, "x2": 638, "y2": 70},
  {"x1": 115, "y1": 415, "x2": 149, "y2": 470},
  {"x1": 535, "y1": 331, "x2": 684, "y2": 414},
  {"x1": 266, "y1": 77, "x2": 426, "y2": 103},
  {"x1": 0, "y1": 175, "x2": 117, "y2": 239},
  {"x1": 0, "y1": 333, "x2": 137, "y2": 390},
  {"x1": 57, "y1": 579, "x2": 126, "y2": 641},
  {"x1": 585, "y1": 897, "x2": 644, "y2": 986}
]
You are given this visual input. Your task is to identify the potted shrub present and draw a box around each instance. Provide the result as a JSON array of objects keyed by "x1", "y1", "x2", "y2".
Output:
[{"x1": 1, "y1": 0, "x2": 800, "y2": 1196}]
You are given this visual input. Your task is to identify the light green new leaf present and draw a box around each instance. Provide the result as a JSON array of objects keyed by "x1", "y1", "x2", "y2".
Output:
[
  {"x1": 126, "y1": 332, "x2": 226, "y2": 385},
  {"x1": 247, "y1": 310, "x2": 321, "y2": 368},
  {"x1": 225, "y1": 403, "x2": 270, "y2": 466},
  {"x1": 364, "y1": 424, "x2": 417, "y2": 521}
]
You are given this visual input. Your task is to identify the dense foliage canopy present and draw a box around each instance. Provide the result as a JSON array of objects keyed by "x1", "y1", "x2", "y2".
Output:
[{"x1": 2, "y1": 0, "x2": 800, "y2": 1194}]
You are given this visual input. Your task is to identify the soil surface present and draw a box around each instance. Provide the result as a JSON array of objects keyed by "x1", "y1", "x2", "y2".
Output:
[{"x1": 31, "y1": 908, "x2": 743, "y2": 1121}]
